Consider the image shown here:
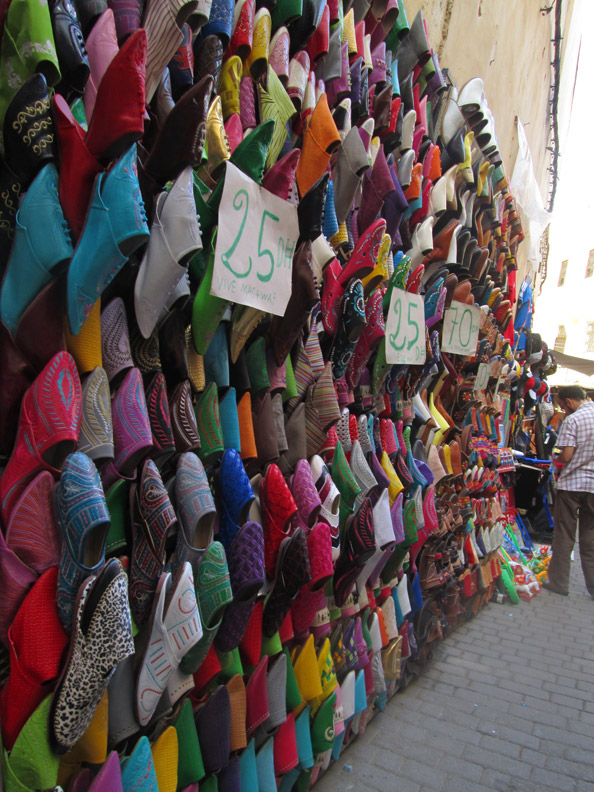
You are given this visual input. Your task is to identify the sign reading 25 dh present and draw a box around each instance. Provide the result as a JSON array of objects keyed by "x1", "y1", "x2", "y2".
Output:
[
  {"x1": 385, "y1": 289, "x2": 426, "y2": 365},
  {"x1": 442, "y1": 300, "x2": 481, "y2": 356},
  {"x1": 211, "y1": 163, "x2": 299, "y2": 316}
]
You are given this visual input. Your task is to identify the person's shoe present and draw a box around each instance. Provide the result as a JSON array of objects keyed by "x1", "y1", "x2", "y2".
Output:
[{"x1": 542, "y1": 581, "x2": 568, "y2": 597}]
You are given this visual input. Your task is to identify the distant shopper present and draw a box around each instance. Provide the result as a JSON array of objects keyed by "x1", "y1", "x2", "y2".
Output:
[{"x1": 545, "y1": 385, "x2": 594, "y2": 598}]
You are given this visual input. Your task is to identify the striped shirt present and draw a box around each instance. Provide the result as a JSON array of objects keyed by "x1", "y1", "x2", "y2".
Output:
[{"x1": 557, "y1": 401, "x2": 594, "y2": 493}]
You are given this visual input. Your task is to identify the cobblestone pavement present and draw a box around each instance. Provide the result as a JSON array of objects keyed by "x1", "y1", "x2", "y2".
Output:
[{"x1": 315, "y1": 555, "x2": 594, "y2": 792}]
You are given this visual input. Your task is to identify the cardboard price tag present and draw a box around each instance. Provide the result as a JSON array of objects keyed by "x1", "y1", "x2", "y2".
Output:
[
  {"x1": 385, "y1": 289, "x2": 426, "y2": 365},
  {"x1": 442, "y1": 300, "x2": 480, "y2": 356},
  {"x1": 211, "y1": 162, "x2": 299, "y2": 316},
  {"x1": 474, "y1": 362, "x2": 490, "y2": 392}
]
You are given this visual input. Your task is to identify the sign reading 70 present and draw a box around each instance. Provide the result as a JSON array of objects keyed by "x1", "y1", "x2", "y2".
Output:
[
  {"x1": 385, "y1": 289, "x2": 426, "y2": 365},
  {"x1": 442, "y1": 300, "x2": 480, "y2": 356}
]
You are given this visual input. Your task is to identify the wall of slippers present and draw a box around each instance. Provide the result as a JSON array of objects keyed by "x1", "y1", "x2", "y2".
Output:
[{"x1": 0, "y1": 0, "x2": 541, "y2": 788}]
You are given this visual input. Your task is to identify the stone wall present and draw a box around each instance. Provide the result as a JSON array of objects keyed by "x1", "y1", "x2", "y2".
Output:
[{"x1": 404, "y1": 0, "x2": 574, "y2": 283}]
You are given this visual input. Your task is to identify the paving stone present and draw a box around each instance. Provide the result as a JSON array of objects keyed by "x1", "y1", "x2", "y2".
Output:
[{"x1": 315, "y1": 549, "x2": 594, "y2": 792}]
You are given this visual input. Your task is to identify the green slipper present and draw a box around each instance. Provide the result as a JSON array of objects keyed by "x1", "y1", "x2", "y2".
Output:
[
  {"x1": 283, "y1": 353, "x2": 298, "y2": 402},
  {"x1": 217, "y1": 646, "x2": 244, "y2": 679},
  {"x1": 259, "y1": 69, "x2": 296, "y2": 168},
  {"x1": 245, "y1": 337, "x2": 270, "y2": 393},
  {"x1": 310, "y1": 690, "x2": 337, "y2": 755},
  {"x1": 3, "y1": 695, "x2": 59, "y2": 792},
  {"x1": 175, "y1": 698, "x2": 206, "y2": 786},
  {"x1": 284, "y1": 647, "x2": 303, "y2": 712},
  {"x1": 270, "y1": 0, "x2": 302, "y2": 32},
  {"x1": 191, "y1": 233, "x2": 230, "y2": 355},
  {"x1": 330, "y1": 440, "x2": 361, "y2": 523},
  {"x1": 179, "y1": 541, "x2": 233, "y2": 674},
  {"x1": 195, "y1": 382, "x2": 225, "y2": 463},
  {"x1": 261, "y1": 630, "x2": 282, "y2": 658},
  {"x1": 105, "y1": 479, "x2": 129, "y2": 557}
]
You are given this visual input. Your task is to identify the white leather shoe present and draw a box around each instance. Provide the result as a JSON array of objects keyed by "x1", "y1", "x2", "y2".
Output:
[
  {"x1": 428, "y1": 175, "x2": 447, "y2": 216},
  {"x1": 441, "y1": 98, "x2": 465, "y2": 146},
  {"x1": 396, "y1": 148, "x2": 415, "y2": 189},
  {"x1": 457, "y1": 77, "x2": 485, "y2": 114},
  {"x1": 399, "y1": 109, "x2": 417, "y2": 153},
  {"x1": 134, "y1": 166, "x2": 201, "y2": 338}
]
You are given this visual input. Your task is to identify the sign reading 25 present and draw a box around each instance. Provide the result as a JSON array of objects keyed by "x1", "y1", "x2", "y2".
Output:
[
  {"x1": 211, "y1": 163, "x2": 299, "y2": 316},
  {"x1": 385, "y1": 289, "x2": 426, "y2": 365}
]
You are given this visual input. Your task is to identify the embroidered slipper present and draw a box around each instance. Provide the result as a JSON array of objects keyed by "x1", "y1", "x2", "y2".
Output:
[
  {"x1": 56, "y1": 452, "x2": 110, "y2": 631},
  {"x1": 129, "y1": 458, "x2": 177, "y2": 626},
  {"x1": 67, "y1": 349, "x2": 111, "y2": 459},
  {"x1": 136, "y1": 562, "x2": 201, "y2": 726},
  {"x1": 100, "y1": 297, "x2": 133, "y2": 385},
  {"x1": 121, "y1": 736, "x2": 159, "y2": 792},
  {"x1": 262, "y1": 528, "x2": 311, "y2": 637},
  {"x1": 106, "y1": 366, "x2": 153, "y2": 483},
  {"x1": 172, "y1": 452, "x2": 216, "y2": 571},
  {"x1": 0, "y1": 352, "x2": 82, "y2": 526},
  {"x1": 195, "y1": 381, "x2": 224, "y2": 462},
  {"x1": 49, "y1": 559, "x2": 134, "y2": 754},
  {"x1": 140, "y1": 375, "x2": 174, "y2": 468},
  {"x1": 333, "y1": 498, "x2": 376, "y2": 607},
  {"x1": 176, "y1": 541, "x2": 232, "y2": 675}
]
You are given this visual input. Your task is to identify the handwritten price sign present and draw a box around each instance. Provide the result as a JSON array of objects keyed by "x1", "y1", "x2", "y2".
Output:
[
  {"x1": 442, "y1": 300, "x2": 480, "y2": 356},
  {"x1": 474, "y1": 362, "x2": 490, "y2": 392},
  {"x1": 211, "y1": 162, "x2": 299, "y2": 316},
  {"x1": 385, "y1": 289, "x2": 426, "y2": 365}
]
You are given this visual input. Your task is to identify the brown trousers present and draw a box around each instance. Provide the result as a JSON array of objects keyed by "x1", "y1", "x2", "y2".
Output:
[{"x1": 549, "y1": 489, "x2": 594, "y2": 595}]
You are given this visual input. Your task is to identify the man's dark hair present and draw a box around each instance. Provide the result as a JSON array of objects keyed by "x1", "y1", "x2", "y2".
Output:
[{"x1": 558, "y1": 385, "x2": 586, "y2": 401}]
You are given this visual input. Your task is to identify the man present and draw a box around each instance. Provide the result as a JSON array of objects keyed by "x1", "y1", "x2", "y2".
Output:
[{"x1": 545, "y1": 385, "x2": 594, "y2": 597}]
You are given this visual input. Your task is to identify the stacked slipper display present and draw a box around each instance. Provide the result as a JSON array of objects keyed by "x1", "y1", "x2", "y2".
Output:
[{"x1": 0, "y1": 0, "x2": 539, "y2": 788}]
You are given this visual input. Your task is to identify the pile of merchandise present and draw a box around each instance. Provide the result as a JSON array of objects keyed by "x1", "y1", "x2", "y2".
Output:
[{"x1": 0, "y1": 0, "x2": 542, "y2": 788}]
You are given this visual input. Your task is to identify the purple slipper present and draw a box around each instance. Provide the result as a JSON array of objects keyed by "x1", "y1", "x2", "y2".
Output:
[
  {"x1": 101, "y1": 298, "x2": 134, "y2": 384},
  {"x1": 290, "y1": 459, "x2": 321, "y2": 533},
  {"x1": 110, "y1": 367, "x2": 153, "y2": 478},
  {"x1": 89, "y1": 751, "x2": 123, "y2": 791},
  {"x1": 215, "y1": 521, "x2": 265, "y2": 653}
]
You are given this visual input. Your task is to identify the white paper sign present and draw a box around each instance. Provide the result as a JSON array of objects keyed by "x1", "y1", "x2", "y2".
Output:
[
  {"x1": 385, "y1": 289, "x2": 426, "y2": 365},
  {"x1": 474, "y1": 362, "x2": 490, "y2": 392},
  {"x1": 442, "y1": 300, "x2": 481, "y2": 356},
  {"x1": 211, "y1": 162, "x2": 299, "y2": 316}
]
